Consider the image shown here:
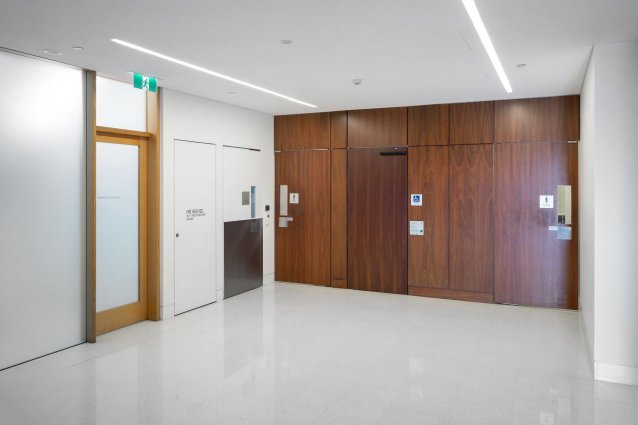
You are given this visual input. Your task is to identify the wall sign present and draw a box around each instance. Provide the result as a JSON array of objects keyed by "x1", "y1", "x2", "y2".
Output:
[
  {"x1": 539, "y1": 195, "x2": 554, "y2": 209},
  {"x1": 290, "y1": 193, "x2": 299, "y2": 204},
  {"x1": 410, "y1": 194, "x2": 423, "y2": 206},
  {"x1": 557, "y1": 226, "x2": 572, "y2": 240},
  {"x1": 409, "y1": 220, "x2": 424, "y2": 236},
  {"x1": 186, "y1": 208, "x2": 206, "y2": 221},
  {"x1": 133, "y1": 72, "x2": 158, "y2": 92}
]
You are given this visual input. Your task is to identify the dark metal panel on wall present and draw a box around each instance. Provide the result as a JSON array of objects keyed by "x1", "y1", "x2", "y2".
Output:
[{"x1": 224, "y1": 218, "x2": 263, "y2": 299}]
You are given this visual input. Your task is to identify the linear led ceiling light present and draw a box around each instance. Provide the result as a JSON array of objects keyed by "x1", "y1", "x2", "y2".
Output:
[
  {"x1": 111, "y1": 38, "x2": 317, "y2": 108},
  {"x1": 461, "y1": 0, "x2": 513, "y2": 93}
]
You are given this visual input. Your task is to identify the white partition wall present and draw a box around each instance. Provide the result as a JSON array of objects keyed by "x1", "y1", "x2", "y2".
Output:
[
  {"x1": 161, "y1": 89, "x2": 274, "y2": 316},
  {"x1": 0, "y1": 50, "x2": 85, "y2": 369}
]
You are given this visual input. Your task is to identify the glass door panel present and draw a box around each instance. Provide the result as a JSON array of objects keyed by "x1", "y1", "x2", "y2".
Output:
[{"x1": 96, "y1": 142, "x2": 140, "y2": 312}]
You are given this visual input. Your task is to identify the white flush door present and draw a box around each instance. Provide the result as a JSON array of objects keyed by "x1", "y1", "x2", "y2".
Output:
[{"x1": 174, "y1": 140, "x2": 216, "y2": 314}]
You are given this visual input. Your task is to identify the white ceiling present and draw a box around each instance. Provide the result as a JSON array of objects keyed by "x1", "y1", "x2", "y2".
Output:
[{"x1": 1, "y1": 0, "x2": 637, "y2": 115}]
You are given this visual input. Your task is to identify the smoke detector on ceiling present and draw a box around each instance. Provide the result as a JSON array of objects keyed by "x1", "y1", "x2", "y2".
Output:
[{"x1": 352, "y1": 79, "x2": 363, "y2": 86}]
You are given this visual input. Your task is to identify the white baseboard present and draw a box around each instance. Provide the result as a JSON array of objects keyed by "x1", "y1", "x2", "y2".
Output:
[
  {"x1": 160, "y1": 304, "x2": 175, "y2": 320},
  {"x1": 595, "y1": 361, "x2": 638, "y2": 386},
  {"x1": 263, "y1": 273, "x2": 275, "y2": 285},
  {"x1": 216, "y1": 288, "x2": 224, "y2": 301}
]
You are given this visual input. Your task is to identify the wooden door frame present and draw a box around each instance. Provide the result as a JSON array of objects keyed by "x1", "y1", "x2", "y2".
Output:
[
  {"x1": 85, "y1": 70, "x2": 161, "y2": 341},
  {"x1": 94, "y1": 132, "x2": 148, "y2": 335}
]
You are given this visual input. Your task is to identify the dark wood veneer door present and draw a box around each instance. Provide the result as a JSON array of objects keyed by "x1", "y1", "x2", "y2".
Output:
[
  {"x1": 449, "y1": 145, "x2": 495, "y2": 295},
  {"x1": 408, "y1": 146, "x2": 449, "y2": 289},
  {"x1": 275, "y1": 150, "x2": 330, "y2": 285},
  {"x1": 348, "y1": 148, "x2": 407, "y2": 294},
  {"x1": 494, "y1": 142, "x2": 578, "y2": 309}
]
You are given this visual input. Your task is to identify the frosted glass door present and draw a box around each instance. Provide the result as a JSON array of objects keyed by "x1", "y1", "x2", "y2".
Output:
[{"x1": 96, "y1": 142, "x2": 140, "y2": 312}]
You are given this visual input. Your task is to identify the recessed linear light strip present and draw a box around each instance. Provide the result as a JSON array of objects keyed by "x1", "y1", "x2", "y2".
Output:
[
  {"x1": 461, "y1": 0, "x2": 513, "y2": 93},
  {"x1": 111, "y1": 38, "x2": 317, "y2": 108}
]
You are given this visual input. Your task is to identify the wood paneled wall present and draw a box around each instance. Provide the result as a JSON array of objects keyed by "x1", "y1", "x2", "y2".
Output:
[
  {"x1": 450, "y1": 101, "x2": 494, "y2": 145},
  {"x1": 495, "y1": 96, "x2": 579, "y2": 143},
  {"x1": 275, "y1": 113, "x2": 330, "y2": 150},
  {"x1": 408, "y1": 104, "x2": 449, "y2": 146},
  {"x1": 449, "y1": 145, "x2": 495, "y2": 297},
  {"x1": 274, "y1": 95, "x2": 579, "y2": 309},
  {"x1": 330, "y1": 149, "x2": 348, "y2": 288},
  {"x1": 408, "y1": 146, "x2": 449, "y2": 289},
  {"x1": 347, "y1": 107, "x2": 407, "y2": 148}
]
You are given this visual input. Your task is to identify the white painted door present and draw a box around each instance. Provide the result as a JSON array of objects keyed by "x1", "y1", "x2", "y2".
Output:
[{"x1": 174, "y1": 140, "x2": 216, "y2": 314}]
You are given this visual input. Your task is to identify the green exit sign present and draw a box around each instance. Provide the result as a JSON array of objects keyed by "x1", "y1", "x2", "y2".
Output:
[{"x1": 132, "y1": 73, "x2": 157, "y2": 92}]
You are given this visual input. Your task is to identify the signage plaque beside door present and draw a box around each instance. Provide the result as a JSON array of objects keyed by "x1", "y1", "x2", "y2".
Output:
[{"x1": 410, "y1": 194, "x2": 423, "y2": 206}]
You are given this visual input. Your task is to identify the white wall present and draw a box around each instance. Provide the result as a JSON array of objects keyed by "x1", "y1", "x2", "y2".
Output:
[
  {"x1": 96, "y1": 76, "x2": 146, "y2": 132},
  {"x1": 161, "y1": 89, "x2": 274, "y2": 318},
  {"x1": 579, "y1": 53, "x2": 595, "y2": 365},
  {"x1": 0, "y1": 50, "x2": 85, "y2": 369},
  {"x1": 579, "y1": 39, "x2": 638, "y2": 385}
]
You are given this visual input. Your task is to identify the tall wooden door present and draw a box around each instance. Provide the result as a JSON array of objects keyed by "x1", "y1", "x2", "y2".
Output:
[
  {"x1": 275, "y1": 150, "x2": 330, "y2": 285},
  {"x1": 494, "y1": 142, "x2": 578, "y2": 309},
  {"x1": 348, "y1": 148, "x2": 407, "y2": 294}
]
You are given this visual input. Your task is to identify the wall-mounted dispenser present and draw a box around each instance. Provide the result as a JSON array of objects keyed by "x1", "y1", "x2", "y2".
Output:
[{"x1": 556, "y1": 185, "x2": 572, "y2": 240}]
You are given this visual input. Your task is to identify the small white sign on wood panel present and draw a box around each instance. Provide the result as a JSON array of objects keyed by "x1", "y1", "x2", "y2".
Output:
[
  {"x1": 540, "y1": 195, "x2": 554, "y2": 209},
  {"x1": 409, "y1": 220, "x2": 424, "y2": 236}
]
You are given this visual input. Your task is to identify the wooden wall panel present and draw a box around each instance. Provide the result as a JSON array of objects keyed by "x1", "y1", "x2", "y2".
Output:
[
  {"x1": 408, "y1": 104, "x2": 449, "y2": 146},
  {"x1": 275, "y1": 113, "x2": 330, "y2": 151},
  {"x1": 449, "y1": 145, "x2": 494, "y2": 294},
  {"x1": 330, "y1": 111, "x2": 348, "y2": 148},
  {"x1": 331, "y1": 149, "x2": 347, "y2": 285},
  {"x1": 450, "y1": 101, "x2": 494, "y2": 145},
  {"x1": 495, "y1": 96, "x2": 580, "y2": 143},
  {"x1": 348, "y1": 107, "x2": 407, "y2": 148},
  {"x1": 408, "y1": 146, "x2": 449, "y2": 289},
  {"x1": 494, "y1": 142, "x2": 578, "y2": 309},
  {"x1": 348, "y1": 148, "x2": 407, "y2": 294},
  {"x1": 275, "y1": 150, "x2": 330, "y2": 285}
]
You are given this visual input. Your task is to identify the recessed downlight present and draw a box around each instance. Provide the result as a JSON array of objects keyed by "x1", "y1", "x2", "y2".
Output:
[
  {"x1": 461, "y1": 0, "x2": 512, "y2": 93},
  {"x1": 516, "y1": 63, "x2": 527, "y2": 68},
  {"x1": 72, "y1": 46, "x2": 84, "y2": 51},
  {"x1": 111, "y1": 38, "x2": 316, "y2": 108},
  {"x1": 42, "y1": 49, "x2": 63, "y2": 56},
  {"x1": 280, "y1": 39, "x2": 293, "y2": 45}
]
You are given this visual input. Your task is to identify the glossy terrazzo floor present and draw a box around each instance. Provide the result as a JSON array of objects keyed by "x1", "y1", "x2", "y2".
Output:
[{"x1": 1, "y1": 282, "x2": 637, "y2": 425}]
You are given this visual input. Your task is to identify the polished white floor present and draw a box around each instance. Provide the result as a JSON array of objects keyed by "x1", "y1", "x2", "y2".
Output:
[{"x1": 1, "y1": 282, "x2": 637, "y2": 425}]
